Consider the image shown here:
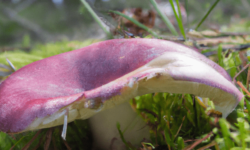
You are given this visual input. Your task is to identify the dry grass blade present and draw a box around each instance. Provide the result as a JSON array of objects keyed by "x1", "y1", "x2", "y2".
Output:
[
  {"x1": 185, "y1": 131, "x2": 213, "y2": 150},
  {"x1": 44, "y1": 128, "x2": 53, "y2": 150},
  {"x1": 61, "y1": 136, "x2": 72, "y2": 150},
  {"x1": 109, "y1": 137, "x2": 118, "y2": 149},
  {"x1": 31, "y1": 132, "x2": 46, "y2": 150},
  {"x1": 239, "y1": 51, "x2": 248, "y2": 67},
  {"x1": 139, "y1": 108, "x2": 158, "y2": 118},
  {"x1": 197, "y1": 140, "x2": 217, "y2": 150},
  {"x1": 237, "y1": 81, "x2": 250, "y2": 97},
  {"x1": 52, "y1": 136, "x2": 58, "y2": 150},
  {"x1": 184, "y1": 139, "x2": 199, "y2": 143},
  {"x1": 174, "y1": 116, "x2": 185, "y2": 139},
  {"x1": 21, "y1": 130, "x2": 42, "y2": 150}
]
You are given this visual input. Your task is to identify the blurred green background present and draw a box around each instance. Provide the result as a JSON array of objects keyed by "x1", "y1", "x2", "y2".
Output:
[{"x1": 0, "y1": 0, "x2": 249, "y2": 47}]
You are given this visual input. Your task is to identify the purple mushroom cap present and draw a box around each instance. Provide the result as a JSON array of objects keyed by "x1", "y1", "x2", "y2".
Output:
[{"x1": 0, "y1": 38, "x2": 243, "y2": 133}]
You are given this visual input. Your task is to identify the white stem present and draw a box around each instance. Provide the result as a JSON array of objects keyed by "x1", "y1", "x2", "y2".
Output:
[
  {"x1": 61, "y1": 109, "x2": 69, "y2": 140},
  {"x1": 89, "y1": 102, "x2": 150, "y2": 150}
]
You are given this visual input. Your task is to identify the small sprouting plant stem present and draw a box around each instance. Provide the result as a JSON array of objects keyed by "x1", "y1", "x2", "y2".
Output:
[
  {"x1": 195, "y1": 0, "x2": 220, "y2": 30},
  {"x1": 80, "y1": 0, "x2": 113, "y2": 38},
  {"x1": 116, "y1": 122, "x2": 133, "y2": 150},
  {"x1": 149, "y1": 0, "x2": 178, "y2": 36}
]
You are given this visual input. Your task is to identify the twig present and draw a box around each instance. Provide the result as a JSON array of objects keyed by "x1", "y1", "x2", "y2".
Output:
[
  {"x1": 220, "y1": 32, "x2": 250, "y2": 36},
  {"x1": 233, "y1": 63, "x2": 250, "y2": 84},
  {"x1": 197, "y1": 140, "x2": 217, "y2": 150},
  {"x1": 202, "y1": 44, "x2": 250, "y2": 57}
]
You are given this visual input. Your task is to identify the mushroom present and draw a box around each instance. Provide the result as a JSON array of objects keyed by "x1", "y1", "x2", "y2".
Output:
[{"x1": 0, "y1": 38, "x2": 243, "y2": 149}]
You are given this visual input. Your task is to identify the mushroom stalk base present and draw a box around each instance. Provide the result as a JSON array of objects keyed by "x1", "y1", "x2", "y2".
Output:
[{"x1": 89, "y1": 102, "x2": 150, "y2": 150}]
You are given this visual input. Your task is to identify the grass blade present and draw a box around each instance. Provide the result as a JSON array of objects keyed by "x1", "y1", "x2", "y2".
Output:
[
  {"x1": 218, "y1": 44, "x2": 224, "y2": 67},
  {"x1": 148, "y1": 0, "x2": 178, "y2": 36},
  {"x1": 176, "y1": 0, "x2": 186, "y2": 39},
  {"x1": 164, "y1": 127, "x2": 174, "y2": 148},
  {"x1": 80, "y1": 0, "x2": 113, "y2": 38},
  {"x1": 116, "y1": 122, "x2": 132, "y2": 150},
  {"x1": 109, "y1": 10, "x2": 160, "y2": 38},
  {"x1": 169, "y1": 0, "x2": 186, "y2": 39},
  {"x1": 245, "y1": 98, "x2": 250, "y2": 122},
  {"x1": 177, "y1": 137, "x2": 185, "y2": 149},
  {"x1": 219, "y1": 119, "x2": 233, "y2": 149},
  {"x1": 195, "y1": 0, "x2": 220, "y2": 30}
]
